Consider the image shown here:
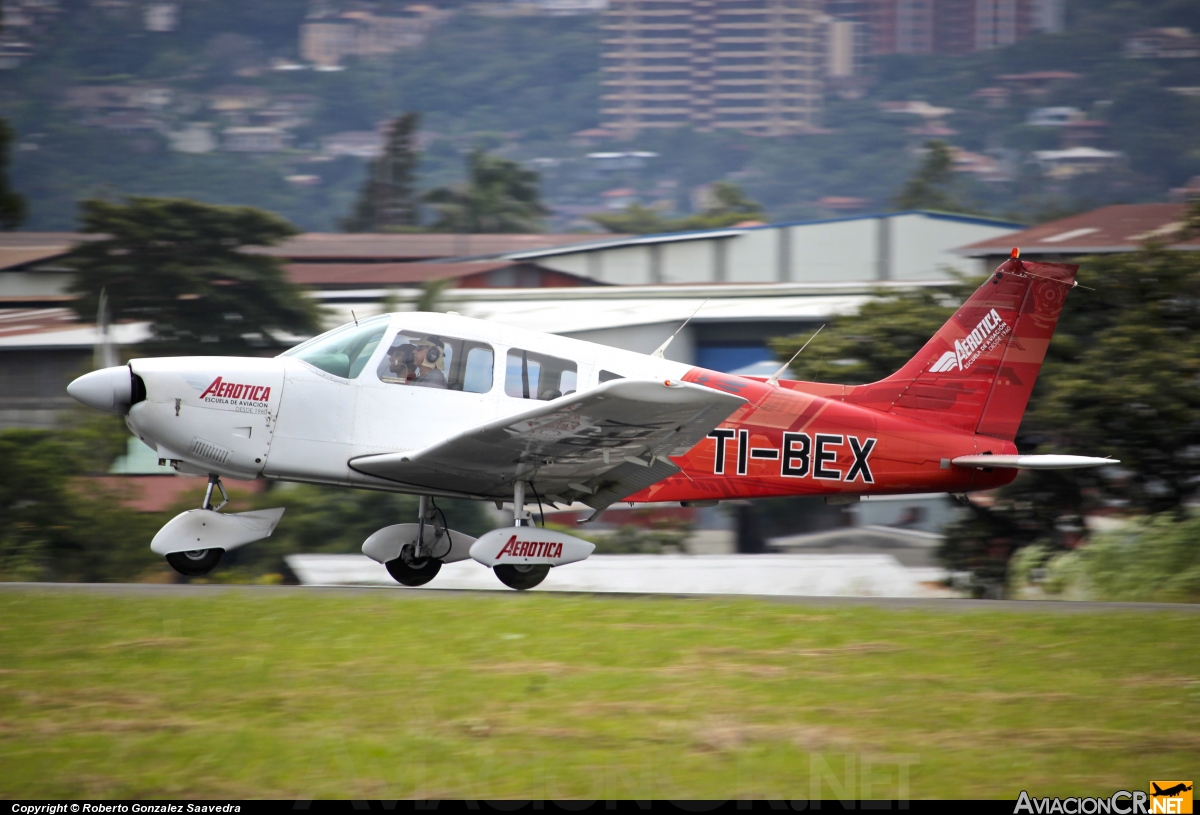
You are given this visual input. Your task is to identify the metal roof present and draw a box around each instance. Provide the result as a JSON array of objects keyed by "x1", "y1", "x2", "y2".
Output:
[
  {"x1": 957, "y1": 203, "x2": 1200, "y2": 257},
  {"x1": 0, "y1": 233, "x2": 90, "y2": 271},
  {"x1": 0, "y1": 307, "x2": 151, "y2": 349},
  {"x1": 285, "y1": 260, "x2": 516, "y2": 287},
  {"x1": 503, "y1": 211, "x2": 1023, "y2": 261},
  {"x1": 254, "y1": 232, "x2": 621, "y2": 261}
]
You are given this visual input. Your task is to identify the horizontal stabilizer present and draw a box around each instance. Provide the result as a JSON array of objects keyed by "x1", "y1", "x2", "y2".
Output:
[{"x1": 951, "y1": 454, "x2": 1119, "y2": 470}]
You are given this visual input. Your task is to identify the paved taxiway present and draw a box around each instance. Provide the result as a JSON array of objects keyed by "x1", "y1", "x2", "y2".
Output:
[{"x1": 2, "y1": 582, "x2": 1197, "y2": 614}]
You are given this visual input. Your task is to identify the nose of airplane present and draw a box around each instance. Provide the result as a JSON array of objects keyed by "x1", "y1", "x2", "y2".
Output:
[{"x1": 67, "y1": 365, "x2": 135, "y2": 414}]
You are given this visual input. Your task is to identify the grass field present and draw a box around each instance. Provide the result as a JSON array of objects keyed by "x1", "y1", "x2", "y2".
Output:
[{"x1": 1, "y1": 588, "x2": 1197, "y2": 800}]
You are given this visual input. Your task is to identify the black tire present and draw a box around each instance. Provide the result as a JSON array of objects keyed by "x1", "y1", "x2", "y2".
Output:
[
  {"x1": 385, "y1": 556, "x2": 442, "y2": 587},
  {"x1": 494, "y1": 564, "x2": 550, "y2": 591},
  {"x1": 165, "y1": 548, "x2": 224, "y2": 577}
]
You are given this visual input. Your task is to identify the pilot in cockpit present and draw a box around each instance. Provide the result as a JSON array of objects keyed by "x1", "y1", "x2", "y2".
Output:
[
  {"x1": 381, "y1": 341, "x2": 418, "y2": 384},
  {"x1": 410, "y1": 336, "x2": 447, "y2": 389}
]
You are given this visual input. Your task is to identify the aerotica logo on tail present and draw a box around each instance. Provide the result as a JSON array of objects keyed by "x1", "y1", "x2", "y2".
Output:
[{"x1": 931, "y1": 308, "x2": 1011, "y2": 373}]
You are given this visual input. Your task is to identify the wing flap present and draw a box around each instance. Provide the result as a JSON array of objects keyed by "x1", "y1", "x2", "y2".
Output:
[{"x1": 350, "y1": 378, "x2": 744, "y2": 507}]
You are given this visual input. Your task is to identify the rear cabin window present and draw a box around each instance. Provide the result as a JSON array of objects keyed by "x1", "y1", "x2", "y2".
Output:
[
  {"x1": 598, "y1": 370, "x2": 624, "y2": 383},
  {"x1": 377, "y1": 331, "x2": 495, "y2": 393},
  {"x1": 505, "y1": 349, "x2": 577, "y2": 400},
  {"x1": 283, "y1": 316, "x2": 389, "y2": 379}
]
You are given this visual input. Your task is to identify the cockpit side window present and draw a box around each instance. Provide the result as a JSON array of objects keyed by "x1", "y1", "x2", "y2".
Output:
[
  {"x1": 282, "y1": 316, "x2": 389, "y2": 379},
  {"x1": 377, "y1": 331, "x2": 495, "y2": 393},
  {"x1": 505, "y1": 349, "x2": 577, "y2": 400}
]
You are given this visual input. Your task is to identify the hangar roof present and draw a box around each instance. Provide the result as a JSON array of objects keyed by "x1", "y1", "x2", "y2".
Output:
[{"x1": 957, "y1": 203, "x2": 1200, "y2": 257}]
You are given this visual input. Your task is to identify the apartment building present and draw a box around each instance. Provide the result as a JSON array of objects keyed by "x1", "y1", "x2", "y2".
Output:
[
  {"x1": 601, "y1": 0, "x2": 824, "y2": 137},
  {"x1": 866, "y1": 0, "x2": 1036, "y2": 56}
]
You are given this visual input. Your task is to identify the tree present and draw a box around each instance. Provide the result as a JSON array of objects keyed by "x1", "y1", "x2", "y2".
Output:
[
  {"x1": 1186, "y1": 197, "x2": 1200, "y2": 239},
  {"x1": 424, "y1": 150, "x2": 547, "y2": 233},
  {"x1": 0, "y1": 119, "x2": 27, "y2": 230},
  {"x1": 66, "y1": 197, "x2": 320, "y2": 356},
  {"x1": 892, "y1": 140, "x2": 974, "y2": 214},
  {"x1": 768, "y1": 283, "x2": 968, "y2": 384},
  {"x1": 589, "y1": 204, "x2": 672, "y2": 235},
  {"x1": 342, "y1": 113, "x2": 422, "y2": 233},
  {"x1": 0, "y1": 419, "x2": 166, "y2": 582},
  {"x1": 592, "y1": 181, "x2": 766, "y2": 234}
]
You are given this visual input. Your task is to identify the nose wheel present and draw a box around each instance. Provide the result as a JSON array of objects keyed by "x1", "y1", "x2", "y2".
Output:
[
  {"x1": 166, "y1": 548, "x2": 224, "y2": 577},
  {"x1": 164, "y1": 474, "x2": 228, "y2": 577}
]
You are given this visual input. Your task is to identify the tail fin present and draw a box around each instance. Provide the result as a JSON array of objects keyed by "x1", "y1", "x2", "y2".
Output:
[{"x1": 846, "y1": 256, "x2": 1078, "y2": 441}]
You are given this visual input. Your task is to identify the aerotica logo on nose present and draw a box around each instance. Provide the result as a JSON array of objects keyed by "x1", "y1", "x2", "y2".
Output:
[
  {"x1": 199, "y1": 376, "x2": 271, "y2": 402},
  {"x1": 930, "y1": 308, "x2": 1010, "y2": 373}
]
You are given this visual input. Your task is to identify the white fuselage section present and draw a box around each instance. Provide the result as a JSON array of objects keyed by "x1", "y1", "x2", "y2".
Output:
[{"x1": 126, "y1": 312, "x2": 690, "y2": 495}]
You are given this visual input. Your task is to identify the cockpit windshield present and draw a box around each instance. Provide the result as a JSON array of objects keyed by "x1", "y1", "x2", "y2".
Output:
[{"x1": 281, "y1": 316, "x2": 390, "y2": 379}]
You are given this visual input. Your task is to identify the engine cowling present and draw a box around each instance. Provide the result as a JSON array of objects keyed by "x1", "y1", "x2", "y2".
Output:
[{"x1": 469, "y1": 527, "x2": 595, "y2": 568}]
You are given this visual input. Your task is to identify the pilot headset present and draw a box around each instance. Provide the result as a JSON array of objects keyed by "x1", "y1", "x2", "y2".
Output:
[{"x1": 420, "y1": 337, "x2": 446, "y2": 369}]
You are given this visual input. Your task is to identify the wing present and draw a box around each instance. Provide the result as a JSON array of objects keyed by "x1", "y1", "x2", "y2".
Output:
[{"x1": 349, "y1": 378, "x2": 745, "y2": 512}]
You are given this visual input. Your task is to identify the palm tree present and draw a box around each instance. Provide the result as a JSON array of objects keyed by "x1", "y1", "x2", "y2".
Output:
[{"x1": 424, "y1": 150, "x2": 547, "y2": 233}]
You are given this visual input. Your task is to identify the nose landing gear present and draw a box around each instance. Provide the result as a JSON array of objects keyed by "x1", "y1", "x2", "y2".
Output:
[
  {"x1": 164, "y1": 474, "x2": 228, "y2": 577},
  {"x1": 166, "y1": 547, "x2": 224, "y2": 577}
]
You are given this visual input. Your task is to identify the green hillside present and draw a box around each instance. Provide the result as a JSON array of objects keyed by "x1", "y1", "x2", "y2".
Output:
[{"x1": 2, "y1": 0, "x2": 1199, "y2": 230}]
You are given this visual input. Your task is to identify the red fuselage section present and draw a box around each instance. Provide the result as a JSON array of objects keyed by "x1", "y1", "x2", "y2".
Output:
[{"x1": 628, "y1": 368, "x2": 1017, "y2": 504}]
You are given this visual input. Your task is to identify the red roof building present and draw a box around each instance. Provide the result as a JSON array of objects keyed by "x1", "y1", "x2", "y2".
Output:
[{"x1": 956, "y1": 203, "x2": 1200, "y2": 266}]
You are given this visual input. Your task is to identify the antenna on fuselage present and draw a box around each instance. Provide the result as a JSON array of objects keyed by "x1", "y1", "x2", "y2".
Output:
[
  {"x1": 766, "y1": 324, "x2": 824, "y2": 387},
  {"x1": 652, "y1": 298, "x2": 709, "y2": 359},
  {"x1": 351, "y1": 310, "x2": 359, "y2": 327}
]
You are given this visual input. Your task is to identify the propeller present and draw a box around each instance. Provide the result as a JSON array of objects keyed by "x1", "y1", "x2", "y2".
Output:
[{"x1": 93, "y1": 287, "x2": 118, "y2": 371}]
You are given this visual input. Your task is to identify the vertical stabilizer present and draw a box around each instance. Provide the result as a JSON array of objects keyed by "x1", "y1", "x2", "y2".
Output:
[{"x1": 845, "y1": 256, "x2": 1078, "y2": 440}]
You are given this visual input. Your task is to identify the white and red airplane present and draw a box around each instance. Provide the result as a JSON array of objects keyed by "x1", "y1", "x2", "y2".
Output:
[{"x1": 67, "y1": 252, "x2": 1114, "y2": 590}]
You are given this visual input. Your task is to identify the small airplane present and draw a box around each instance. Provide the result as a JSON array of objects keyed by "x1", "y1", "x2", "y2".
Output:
[
  {"x1": 1151, "y1": 783, "x2": 1192, "y2": 798},
  {"x1": 67, "y1": 250, "x2": 1116, "y2": 590}
]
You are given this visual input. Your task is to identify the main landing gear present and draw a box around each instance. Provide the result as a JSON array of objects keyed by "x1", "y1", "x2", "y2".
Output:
[
  {"x1": 385, "y1": 496, "x2": 444, "y2": 587},
  {"x1": 493, "y1": 481, "x2": 550, "y2": 592},
  {"x1": 164, "y1": 474, "x2": 227, "y2": 577}
]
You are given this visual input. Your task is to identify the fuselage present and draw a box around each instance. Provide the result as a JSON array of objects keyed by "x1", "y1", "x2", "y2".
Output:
[{"x1": 122, "y1": 311, "x2": 1017, "y2": 503}]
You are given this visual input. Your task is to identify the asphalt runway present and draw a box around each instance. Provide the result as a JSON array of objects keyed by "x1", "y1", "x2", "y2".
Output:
[{"x1": 2, "y1": 581, "x2": 1198, "y2": 613}]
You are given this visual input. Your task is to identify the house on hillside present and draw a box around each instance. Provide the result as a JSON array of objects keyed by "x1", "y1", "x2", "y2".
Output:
[
  {"x1": 1026, "y1": 106, "x2": 1084, "y2": 127},
  {"x1": 1124, "y1": 28, "x2": 1200, "y2": 59},
  {"x1": 207, "y1": 85, "x2": 270, "y2": 113},
  {"x1": 299, "y1": 6, "x2": 450, "y2": 67},
  {"x1": 1033, "y1": 147, "x2": 1122, "y2": 179},
  {"x1": 321, "y1": 131, "x2": 384, "y2": 159},
  {"x1": 996, "y1": 71, "x2": 1080, "y2": 97},
  {"x1": 222, "y1": 126, "x2": 290, "y2": 152}
]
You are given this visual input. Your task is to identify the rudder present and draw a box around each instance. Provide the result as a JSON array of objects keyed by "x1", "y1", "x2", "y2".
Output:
[{"x1": 845, "y1": 255, "x2": 1078, "y2": 441}]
